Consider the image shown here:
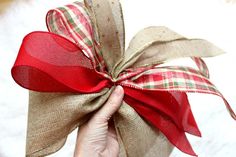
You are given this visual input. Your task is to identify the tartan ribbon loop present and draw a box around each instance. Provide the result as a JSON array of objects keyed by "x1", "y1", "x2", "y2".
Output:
[
  {"x1": 46, "y1": 2, "x2": 94, "y2": 58},
  {"x1": 11, "y1": 0, "x2": 236, "y2": 157},
  {"x1": 46, "y1": 1, "x2": 107, "y2": 73}
]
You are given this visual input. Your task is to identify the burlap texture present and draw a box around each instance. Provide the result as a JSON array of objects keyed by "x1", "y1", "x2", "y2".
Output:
[{"x1": 26, "y1": 0, "x2": 225, "y2": 156}]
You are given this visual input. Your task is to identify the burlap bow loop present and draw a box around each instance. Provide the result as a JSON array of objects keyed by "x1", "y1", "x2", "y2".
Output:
[{"x1": 11, "y1": 0, "x2": 236, "y2": 157}]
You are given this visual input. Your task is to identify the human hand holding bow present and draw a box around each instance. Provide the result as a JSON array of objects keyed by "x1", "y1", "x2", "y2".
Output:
[{"x1": 74, "y1": 86, "x2": 123, "y2": 157}]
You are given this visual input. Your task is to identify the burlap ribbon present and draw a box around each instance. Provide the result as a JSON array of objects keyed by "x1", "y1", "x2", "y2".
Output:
[{"x1": 11, "y1": 0, "x2": 236, "y2": 156}]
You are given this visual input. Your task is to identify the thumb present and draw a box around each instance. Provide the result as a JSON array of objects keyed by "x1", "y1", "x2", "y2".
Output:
[{"x1": 91, "y1": 85, "x2": 124, "y2": 123}]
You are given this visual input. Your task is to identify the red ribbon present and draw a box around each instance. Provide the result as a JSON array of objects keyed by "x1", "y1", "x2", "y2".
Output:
[{"x1": 12, "y1": 31, "x2": 207, "y2": 156}]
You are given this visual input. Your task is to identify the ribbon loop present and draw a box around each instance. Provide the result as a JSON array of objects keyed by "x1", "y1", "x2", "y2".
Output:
[
  {"x1": 115, "y1": 26, "x2": 225, "y2": 76},
  {"x1": 11, "y1": 31, "x2": 110, "y2": 93},
  {"x1": 85, "y1": 0, "x2": 125, "y2": 74},
  {"x1": 46, "y1": 2, "x2": 108, "y2": 72},
  {"x1": 46, "y1": 2, "x2": 94, "y2": 57}
]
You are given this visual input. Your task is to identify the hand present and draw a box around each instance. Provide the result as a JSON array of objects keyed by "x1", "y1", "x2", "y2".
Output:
[{"x1": 74, "y1": 86, "x2": 124, "y2": 157}]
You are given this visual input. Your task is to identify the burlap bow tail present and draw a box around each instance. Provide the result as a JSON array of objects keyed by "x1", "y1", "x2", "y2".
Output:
[{"x1": 11, "y1": 0, "x2": 236, "y2": 156}]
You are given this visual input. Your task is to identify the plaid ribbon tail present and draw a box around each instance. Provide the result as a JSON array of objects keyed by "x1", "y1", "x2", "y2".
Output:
[{"x1": 121, "y1": 65, "x2": 236, "y2": 120}]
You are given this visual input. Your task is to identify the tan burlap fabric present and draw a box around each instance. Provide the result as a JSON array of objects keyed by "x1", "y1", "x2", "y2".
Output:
[{"x1": 26, "y1": 0, "x2": 224, "y2": 156}]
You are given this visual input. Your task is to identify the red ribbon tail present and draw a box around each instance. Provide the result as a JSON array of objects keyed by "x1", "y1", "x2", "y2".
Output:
[
  {"x1": 123, "y1": 86, "x2": 200, "y2": 156},
  {"x1": 170, "y1": 91, "x2": 201, "y2": 137}
]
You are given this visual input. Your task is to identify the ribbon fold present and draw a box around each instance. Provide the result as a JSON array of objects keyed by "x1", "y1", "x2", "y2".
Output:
[{"x1": 11, "y1": 0, "x2": 235, "y2": 157}]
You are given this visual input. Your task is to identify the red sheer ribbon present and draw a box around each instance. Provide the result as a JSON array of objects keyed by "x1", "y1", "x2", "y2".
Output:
[{"x1": 12, "y1": 31, "x2": 205, "y2": 156}]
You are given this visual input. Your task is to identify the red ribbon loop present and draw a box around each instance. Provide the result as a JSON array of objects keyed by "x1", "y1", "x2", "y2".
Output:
[{"x1": 12, "y1": 32, "x2": 110, "y2": 93}]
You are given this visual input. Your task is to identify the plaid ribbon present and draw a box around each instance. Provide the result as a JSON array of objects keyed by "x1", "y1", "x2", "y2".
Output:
[{"x1": 47, "y1": 1, "x2": 107, "y2": 73}]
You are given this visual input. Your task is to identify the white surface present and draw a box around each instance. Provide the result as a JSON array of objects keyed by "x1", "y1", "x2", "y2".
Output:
[{"x1": 0, "y1": 0, "x2": 236, "y2": 156}]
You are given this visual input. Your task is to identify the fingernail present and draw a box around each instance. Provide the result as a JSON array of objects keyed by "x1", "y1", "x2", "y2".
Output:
[{"x1": 114, "y1": 85, "x2": 123, "y2": 95}]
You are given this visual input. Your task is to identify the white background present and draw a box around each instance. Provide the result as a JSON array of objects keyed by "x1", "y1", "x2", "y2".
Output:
[{"x1": 0, "y1": 0, "x2": 236, "y2": 156}]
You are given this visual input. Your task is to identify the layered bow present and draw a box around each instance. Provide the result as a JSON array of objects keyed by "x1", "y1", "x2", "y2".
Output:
[{"x1": 12, "y1": 0, "x2": 235, "y2": 156}]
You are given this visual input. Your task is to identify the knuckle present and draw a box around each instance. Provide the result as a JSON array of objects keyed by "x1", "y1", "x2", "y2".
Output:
[{"x1": 93, "y1": 115, "x2": 108, "y2": 124}]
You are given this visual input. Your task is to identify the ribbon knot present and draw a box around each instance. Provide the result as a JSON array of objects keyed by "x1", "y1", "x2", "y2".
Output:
[{"x1": 11, "y1": 0, "x2": 235, "y2": 157}]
